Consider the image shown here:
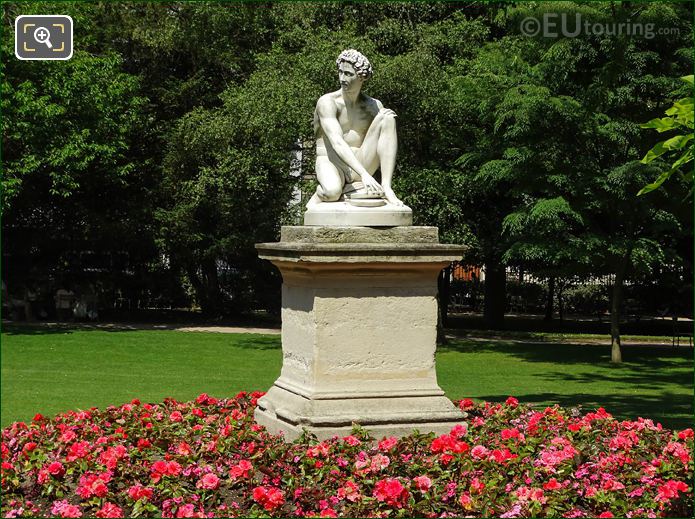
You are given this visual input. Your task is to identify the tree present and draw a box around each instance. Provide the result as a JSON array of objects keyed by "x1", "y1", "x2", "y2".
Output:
[{"x1": 638, "y1": 75, "x2": 694, "y2": 196}]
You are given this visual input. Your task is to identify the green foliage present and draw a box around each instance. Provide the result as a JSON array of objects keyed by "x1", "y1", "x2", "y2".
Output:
[{"x1": 638, "y1": 75, "x2": 694, "y2": 195}]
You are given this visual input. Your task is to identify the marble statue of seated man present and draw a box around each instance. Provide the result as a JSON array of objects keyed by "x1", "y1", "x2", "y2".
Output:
[{"x1": 307, "y1": 49, "x2": 404, "y2": 208}]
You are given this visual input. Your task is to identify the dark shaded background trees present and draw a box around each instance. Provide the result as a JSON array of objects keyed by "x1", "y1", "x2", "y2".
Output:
[{"x1": 2, "y1": 2, "x2": 692, "y2": 344}]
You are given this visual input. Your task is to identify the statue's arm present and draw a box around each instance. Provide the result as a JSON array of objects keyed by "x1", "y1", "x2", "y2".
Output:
[{"x1": 316, "y1": 97, "x2": 372, "y2": 181}]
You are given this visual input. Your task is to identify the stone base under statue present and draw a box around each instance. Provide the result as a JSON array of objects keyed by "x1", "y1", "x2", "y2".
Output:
[
  {"x1": 304, "y1": 201, "x2": 412, "y2": 227},
  {"x1": 254, "y1": 226, "x2": 466, "y2": 441}
]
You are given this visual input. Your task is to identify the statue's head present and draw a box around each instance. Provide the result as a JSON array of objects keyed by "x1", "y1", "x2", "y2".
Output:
[{"x1": 336, "y1": 49, "x2": 373, "y2": 80}]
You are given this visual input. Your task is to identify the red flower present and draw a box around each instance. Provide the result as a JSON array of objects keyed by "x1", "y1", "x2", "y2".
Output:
[
  {"x1": 136, "y1": 438, "x2": 151, "y2": 451},
  {"x1": 373, "y1": 478, "x2": 409, "y2": 508},
  {"x1": 252, "y1": 486, "x2": 285, "y2": 511},
  {"x1": 657, "y1": 480, "x2": 689, "y2": 501},
  {"x1": 543, "y1": 478, "x2": 562, "y2": 491},
  {"x1": 169, "y1": 411, "x2": 183, "y2": 422},
  {"x1": 229, "y1": 459, "x2": 253, "y2": 479},
  {"x1": 176, "y1": 442, "x2": 192, "y2": 456},
  {"x1": 23, "y1": 442, "x2": 37, "y2": 453},
  {"x1": 196, "y1": 473, "x2": 220, "y2": 490},
  {"x1": 66, "y1": 441, "x2": 91, "y2": 462},
  {"x1": 47, "y1": 461, "x2": 65, "y2": 477},
  {"x1": 319, "y1": 508, "x2": 337, "y2": 517},
  {"x1": 505, "y1": 396, "x2": 519, "y2": 407},
  {"x1": 678, "y1": 428, "x2": 694, "y2": 440},
  {"x1": 378, "y1": 437, "x2": 398, "y2": 451},
  {"x1": 95, "y1": 502, "x2": 123, "y2": 518},
  {"x1": 598, "y1": 512, "x2": 614, "y2": 518},
  {"x1": 127, "y1": 484, "x2": 154, "y2": 501},
  {"x1": 459, "y1": 398, "x2": 475, "y2": 410}
]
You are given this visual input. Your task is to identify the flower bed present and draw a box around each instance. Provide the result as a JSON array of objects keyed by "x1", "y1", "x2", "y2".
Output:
[{"x1": 1, "y1": 393, "x2": 692, "y2": 518}]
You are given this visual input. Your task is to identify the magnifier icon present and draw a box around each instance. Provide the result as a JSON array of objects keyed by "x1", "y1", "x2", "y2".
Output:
[{"x1": 34, "y1": 26, "x2": 53, "y2": 48}]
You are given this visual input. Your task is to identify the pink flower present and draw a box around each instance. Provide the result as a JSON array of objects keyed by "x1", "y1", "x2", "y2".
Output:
[
  {"x1": 76, "y1": 472, "x2": 110, "y2": 499},
  {"x1": 413, "y1": 475, "x2": 432, "y2": 492},
  {"x1": 51, "y1": 500, "x2": 83, "y2": 518},
  {"x1": 37, "y1": 469, "x2": 50, "y2": 484},
  {"x1": 342, "y1": 435, "x2": 361, "y2": 446},
  {"x1": 95, "y1": 502, "x2": 123, "y2": 518},
  {"x1": 169, "y1": 411, "x2": 183, "y2": 422},
  {"x1": 196, "y1": 473, "x2": 220, "y2": 490},
  {"x1": 470, "y1": 477, "x2": 485, "y2": 494},
  {"x1": 319, "y1": 508, "x2": 337, "y2": 518},
  {"x1": 450, "y1": 424, "x2": 467, "y2": 438},
  {"x1": 471, "y1": 445, "x2": 489, "y2": 459},
  {"x1": 459, "y1": 492, "x2": 473, "y2": 509},
  {"x1": 337, "y1": 481, "x2": 361, "y2": 502},
  {"x1": 59, "y1": 430, "x2": 77, "y2": 443},
  {"x1": 306, "y1": 442, "x2": 330, "y2": 458},
  {"x1": 175, "y1": 504, "x2": 204, "y2": 518},
  {"x1": 373, "y1": 478, "x2": 409, "y2": 508},
  {"x1": 253, "y1": 486, "x2": 285, "y2": 511}
]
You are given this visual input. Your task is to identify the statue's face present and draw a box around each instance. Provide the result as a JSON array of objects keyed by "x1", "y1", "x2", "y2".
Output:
[{"x1": 338, "y1": 62, "x2": 364, "y2": 94}]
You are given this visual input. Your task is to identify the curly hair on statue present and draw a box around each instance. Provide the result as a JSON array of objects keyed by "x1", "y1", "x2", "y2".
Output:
[{"x1": 336, "y1": 49, "x2": 373, "y2": 80}]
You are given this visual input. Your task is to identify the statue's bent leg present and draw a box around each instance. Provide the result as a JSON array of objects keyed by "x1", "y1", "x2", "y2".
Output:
[
  {"x1": 357, "y1": 113, "x2": 402, "y2": 205},
  {"x1": 314, "y1": 156, "x2": 345, "y2": 202}
]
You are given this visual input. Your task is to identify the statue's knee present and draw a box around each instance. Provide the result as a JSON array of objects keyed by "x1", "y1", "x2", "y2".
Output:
[
  {"x1": 319, "y1": 185, "x2": 342, "y2": 202},
  {"x1": 381, "y1": 112, "x2": 396, "y2": 126}
]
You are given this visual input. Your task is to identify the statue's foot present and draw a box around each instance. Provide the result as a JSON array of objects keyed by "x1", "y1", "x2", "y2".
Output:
[{"x1": 383, "y1": 187, "x2": 404, "y2": 207}]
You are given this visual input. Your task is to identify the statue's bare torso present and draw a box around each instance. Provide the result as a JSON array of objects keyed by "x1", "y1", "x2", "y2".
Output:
[{"x1": 314, "y1": 90, "x2": 382, "y2": 156}]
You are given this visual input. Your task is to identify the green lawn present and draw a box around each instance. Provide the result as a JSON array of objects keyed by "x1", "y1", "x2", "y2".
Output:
[{"x1": 2, "y1": 325, "x2": 692, "y2": 429}]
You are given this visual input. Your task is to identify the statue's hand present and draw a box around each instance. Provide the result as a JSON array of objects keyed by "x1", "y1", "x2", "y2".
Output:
[
  {"x1": 361, "y1": 172, "x2": 384, "y2": 196},
  {"x1": 379, "y1": 108, "x2": 397, "y2": 118}
]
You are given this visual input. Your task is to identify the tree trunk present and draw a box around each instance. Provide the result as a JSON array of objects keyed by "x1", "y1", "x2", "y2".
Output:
[
  {"x1": 610, "y1": 253, "x2": 631, "y2": 363},
  {"x1": 483, "y1": 261, "x2": 506, "y2": 329},
  {"x1": 186, "y1": 258, "x2": 223, "y2": 317},
  {"x1": 200, "y1": 256, "x2": 222, "y2": 317},
  {"x1": 544, "y1": 276, "x2": 555, "y2": 321},
  {"x1": 557, "y1": 282, "x2": 564, "y2": 323},
  {"x1": 438, "y1": 266, "x2": 451, "y2": 328}
]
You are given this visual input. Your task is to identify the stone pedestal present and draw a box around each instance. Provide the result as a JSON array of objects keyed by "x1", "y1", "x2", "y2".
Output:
[{"x1": 254, "y1": 226, "x2": 466, "y2": 440}]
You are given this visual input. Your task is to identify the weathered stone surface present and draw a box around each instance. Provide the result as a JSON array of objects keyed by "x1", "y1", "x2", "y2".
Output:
[
  {"x1": 281, "y1": 225, "x2": 438, "y2": 244},
  {"x1": 254, "y1": 226, "x2": 467, "y2": 441}
]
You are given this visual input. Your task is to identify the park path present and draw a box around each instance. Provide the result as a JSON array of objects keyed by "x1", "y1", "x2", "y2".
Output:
[{"x1": 3, "y1": 320, "x2": 692, "y2": 349}]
